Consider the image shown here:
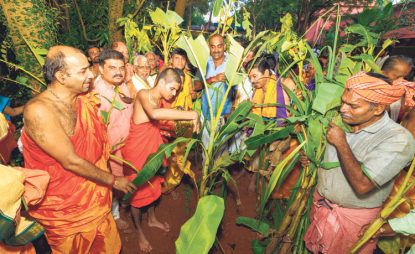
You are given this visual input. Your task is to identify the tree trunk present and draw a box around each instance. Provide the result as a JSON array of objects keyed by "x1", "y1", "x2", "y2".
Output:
[
  {"x1": 186, "y1": 0, "x2": 193, "y2": 30},
  {"x1": 175, "y1": 0, "x2": 187, "y2": 18},
  {"x1": 0, "y1": 0, "x2": 57, "y2": 92},
  {"x1": 108, "y1": 0, "x2": 124, "y2": 43}
]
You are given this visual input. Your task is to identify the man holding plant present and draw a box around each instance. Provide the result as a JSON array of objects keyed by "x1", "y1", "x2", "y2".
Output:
[
  {"x1": 93, "y1": 49, "x2": 134, "y2": 231},
  {"x1": 21, "y1": 45, "x2": 135, "y2": 253},
  {"x1": 122, "y1": 68, "x2": 200, "y2": 252},
  {"x1": 304, "y1": 72, "x2": 415, "y2": 254}
]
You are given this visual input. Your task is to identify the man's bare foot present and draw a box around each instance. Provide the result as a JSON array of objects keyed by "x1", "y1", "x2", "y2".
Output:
[
  {"x1": 115, "y1": 218, "x2": 129, "y2": 230},
  {"x1": 138, "y1": 231, "x2": 152, "y2": 252},
  {"x1": 148, "y1": 218, "x2": 170, "y2": 232}
]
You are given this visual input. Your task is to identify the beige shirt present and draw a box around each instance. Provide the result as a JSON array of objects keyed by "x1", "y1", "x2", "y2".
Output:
[{"x1": 318, "y1": 113, "x2": 415, "y2": 208}]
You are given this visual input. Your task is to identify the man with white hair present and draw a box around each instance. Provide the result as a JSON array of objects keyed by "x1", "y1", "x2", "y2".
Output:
[
  {"x1": 145, "y1": 52, "x2": 158, "y2": 87},
  {"x1": 129, "y1": 55, "x2": 152, "y2": 98}
]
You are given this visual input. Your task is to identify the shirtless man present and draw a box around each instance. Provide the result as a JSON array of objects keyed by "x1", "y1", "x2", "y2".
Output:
[
  {"x1": 87, "y1": 45, "x2": 101, "y2": 78},
  {"x1": 21, "y1": 45, "x2": 135, "y2": 252},
  {"x1": 122, "y1": 68, "x2": 199, "y2": 252}
]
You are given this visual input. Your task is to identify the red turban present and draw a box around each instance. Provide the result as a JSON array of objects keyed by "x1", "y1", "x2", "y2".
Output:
[{"x1": 345, "y1": 72, "x2": 415, "y2": 106}]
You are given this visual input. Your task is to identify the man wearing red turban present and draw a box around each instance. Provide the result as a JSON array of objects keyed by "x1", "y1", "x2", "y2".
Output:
[{"x1": 304, "y1": 72, "x2": 415, "y2": 254}]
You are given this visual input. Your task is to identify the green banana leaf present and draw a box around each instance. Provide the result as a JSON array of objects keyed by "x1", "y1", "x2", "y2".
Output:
[
  {"x1": 212, "y1": 0, "x2": 224, "y2": 17},
  {"x1": 149, "y1": 8, "x2": 183, "y2": 28},
  {"x1": 177, "y1": 34, "x2": 209, "y2": 78},
  {"x1": 123, "y1": 137, "x2": 190, "y2": 201},
  {"x1": 312, "y1": 82, "x2": 344, "y2": 115},
  {"x1": 236, "y1": 217, "x2": 270, "y2": 237},
  {"x1": 260, "y1": 141, "x2": 306, "y2": 214},
  {"x1": 225, "y1": 35, "x2": 245, "y2": 85},
  {"x1": 216, "y1": 101, "x2": 252, "y2": 141},
  {"x1": 252, "y1": 239, "x2": 268, "y2": 254},
  {"x1": 245, "y1": 125, "x2": 293, "y2": 149},
  {"x1": 175, "y1": 195, "x2": 225, "y2": 254},
  {"x1": 245, "y1": 113, "x2": 266, "y2": 156}
]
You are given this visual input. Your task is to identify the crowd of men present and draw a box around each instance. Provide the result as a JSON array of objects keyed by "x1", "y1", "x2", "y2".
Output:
[{"x1": 1, "y1": 33, "x2": 415, "y2": 254}]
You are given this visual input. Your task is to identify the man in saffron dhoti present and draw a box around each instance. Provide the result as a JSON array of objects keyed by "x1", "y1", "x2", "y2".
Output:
[
  {"x1": 304, "y1": 72, "x2": 415, "y2": 254},
  {"x1": 21, "y1": 46, "x2": 135, "y2": 254},
  {"x1": 122, "y1": 68, "x2": 199, "y2": 252}
]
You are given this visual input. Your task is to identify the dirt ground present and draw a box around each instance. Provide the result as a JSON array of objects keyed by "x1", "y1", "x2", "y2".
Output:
[{"x1": 119, "y1": 166, "x2": 258, "y2": 254}]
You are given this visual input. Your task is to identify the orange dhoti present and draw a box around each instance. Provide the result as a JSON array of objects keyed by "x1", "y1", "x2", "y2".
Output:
[
  {"x1": 20, "y1": 93, "x2": 120, "y2": 254},
  {"x1": 122, "y1": 121, "x2": 165, "y2": 208}
]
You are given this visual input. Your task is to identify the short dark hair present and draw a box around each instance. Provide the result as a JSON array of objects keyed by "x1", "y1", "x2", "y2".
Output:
[
  {"x1": 99, "y1": 49, "x2": 124, "y2": 67},
  {"x1": 366, "y1": 72, "x2": 392, "y2": 85},
  {"x1": 155, "y1": 68, "x2": 183, "y2": 87},
  {"x1": 171, "y1": 48, "x2": 188, "y2": 61},
  {"x1": 246, "y1": 56, "x2": 273, "y2": 74},
  {"x1": 382, "y1": 55, "x2": 414, "y2": 72},
  {"x1": 44, "y1": 51, "x2": 67, "y2": 84}
]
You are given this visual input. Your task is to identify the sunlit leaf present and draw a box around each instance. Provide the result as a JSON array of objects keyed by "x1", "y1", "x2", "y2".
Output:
[{"x1": 175, "y1": 196, "x2": 224, "y2": 254}]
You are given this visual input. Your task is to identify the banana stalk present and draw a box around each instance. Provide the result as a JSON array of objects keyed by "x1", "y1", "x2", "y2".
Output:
[{"x1": 350, "y1": 157, "x2": 415, "y2": 253}]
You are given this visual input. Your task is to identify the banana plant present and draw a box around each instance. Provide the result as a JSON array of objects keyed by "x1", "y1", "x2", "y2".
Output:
[{"x1": 237, "y1": 5, "x2": 397, "y2": 253}]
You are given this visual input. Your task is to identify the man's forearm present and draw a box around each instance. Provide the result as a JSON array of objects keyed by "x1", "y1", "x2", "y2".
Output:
[
  {"x1": 63, "y1": 156, "x2": 113, "y2": 186},
  {"x1": 335, "y1": 143, "x2": 375, "y2": 194}
]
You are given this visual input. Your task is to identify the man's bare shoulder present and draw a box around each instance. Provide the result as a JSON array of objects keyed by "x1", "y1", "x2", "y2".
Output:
[{"x1": 24, "y1": 93, "x2": 56, "y2": 119}]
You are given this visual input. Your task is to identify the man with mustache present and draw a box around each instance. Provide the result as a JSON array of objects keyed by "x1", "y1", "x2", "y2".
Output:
[
  {"x1": 21, "y1": 45, "x2": 135, "y2": 253},
  {"x1": 303, "y1": 72, "x2": 415, "y2": 254},
  {"x1": 112, "y1": 41, "x2": 133, "y2": 84},
  {"x1": 93, "y1": 49, "x2": 134, "y2": 231},
  {"x1": 87, "y1": 45, "x2": 101, "y2": 78},
  {"x1": 201, "y1": 34, "x2": 235, "y2": 157},
  {"x1": 145, "y1": 52, "x2": 158, "y2": 87}
]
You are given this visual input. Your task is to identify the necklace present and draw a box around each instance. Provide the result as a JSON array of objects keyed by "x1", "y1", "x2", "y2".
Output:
[
  {"x1": 148, "y1": 90, "x2": 160, "y2": 106},
  {"x1": 48, "y1": 88, "x2": 77, "y2": 135},
  {"x1": 48, "y1": 88, "x2": 75, "y2": 109}
]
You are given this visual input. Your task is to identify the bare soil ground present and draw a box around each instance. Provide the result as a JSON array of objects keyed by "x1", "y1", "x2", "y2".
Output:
[{"x1": 119, "y1": 165, "x2": 258, "y2": 254}]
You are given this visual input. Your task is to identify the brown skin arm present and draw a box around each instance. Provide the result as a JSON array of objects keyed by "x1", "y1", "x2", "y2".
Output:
[
  {"x1": 137, "y1": 90, "x2": 200, "y2": 133},
  {"x1": 207, "y1": 73, "x2": 226, "y2": 84},
  {"x1": 24, "y1": 101, "x2": 135, "y2": 194},
  {"x1": 327, "y1": 122, "x2": 376, "y2": 195},
  {"x1": 401, "y1": 107, "x2": 415, "y2": 138},
  {"x1": 3, "y1": 105, "x2": 25, "y2": 117}
]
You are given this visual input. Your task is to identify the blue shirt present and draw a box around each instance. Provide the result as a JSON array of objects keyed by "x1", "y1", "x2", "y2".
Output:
[
  {"x1": 202, "y1": 55, "x2": 234, "y2": 119},
  {"x1": 0, "y1": 95, "x2": 11, "y2": 120}
]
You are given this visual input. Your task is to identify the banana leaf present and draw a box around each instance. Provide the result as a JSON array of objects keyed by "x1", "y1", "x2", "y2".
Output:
[
  {"x1": 260, "y1": 141, "x2": 306, "y2": 214},
  {"x1": 212, "y1": 0, "x2": 224, "y2": 17},
  {"x1": 216, "y1": 101, "x2": 252, "y2": 141},
  {"x1": 177, "y1": 34, "x2": 209, "y2": 79},
  {"x1": 245, "y1": 125, "x2": 293, "y2": 149},
  {"x1": 150, "y1": 8, "x2": 183, "y2": 28},
  {"x1": 246, "y1": 113, "x2": 266, "y2": 156},
  {"x1": 312, "y1": 82, "x2": 344, "y2": 115},
  {"x1": 175, "y1": 195, "x2": 224, "y2": 254},
  {"x1": 252, "y1": 240, "x2": 267, "y2": 254},
  {"x1": 225, "y1": 35, "x2": 245, "y2": 85},
  {"x1": 123, "y1": 137, "x2": 191, "y2": 201},
  {"x1": 236, "y1": 217, "x2": 270, "y2": 237}
]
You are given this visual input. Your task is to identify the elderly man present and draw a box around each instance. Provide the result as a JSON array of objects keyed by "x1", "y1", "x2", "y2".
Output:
[
  {"x1": 112, "y1": 41, "x2": 133, "y2": 83},
  {"x1": 21, "y1": 45, "x2": 135, "y2": 253},
  {"x1": 94, "y1": 49, "x2": 134, "y2": 231},
  {"x1": 145, "y1": 52, "x2": 158, "y2": 87},
  {"x1": 130, "y1": 54, "x2": 152, "y2": 97},
  {"x1": 304, "y1": 72, "x2": 415, "y2": 254}
]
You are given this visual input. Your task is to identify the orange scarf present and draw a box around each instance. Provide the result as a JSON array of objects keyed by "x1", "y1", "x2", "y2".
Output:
[
  {"x1": 252, "y1": 78, "x2": 277, "y2": 118},
  {"x1": 346, "y1": 72, "x2": 415, "y2": 106}
]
